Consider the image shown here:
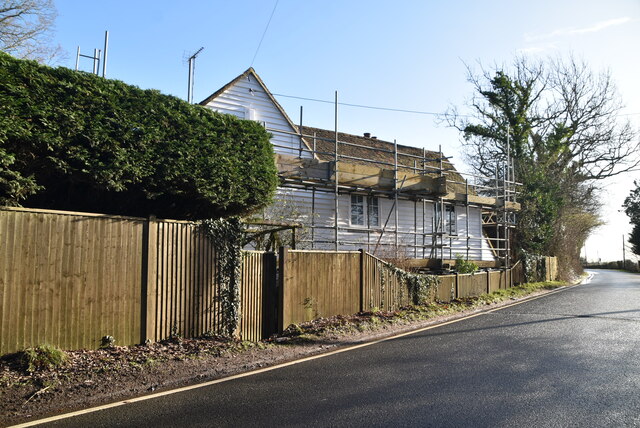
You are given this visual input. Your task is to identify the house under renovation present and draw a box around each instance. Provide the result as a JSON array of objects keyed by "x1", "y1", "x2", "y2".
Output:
[{"x1": 200, "y1": 68, "x2": 519, "y2": 270}]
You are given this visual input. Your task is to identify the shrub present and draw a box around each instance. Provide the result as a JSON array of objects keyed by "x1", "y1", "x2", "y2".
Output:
[
  {"x1": 454, "y1": 254, "x2": 478, "y2": 274},
  {"x1": 0, "y1": 52, "x2": 278, "y2": 219},
  {"x1": 20, "y1": 345, "x2": 68, "y2": 372}
]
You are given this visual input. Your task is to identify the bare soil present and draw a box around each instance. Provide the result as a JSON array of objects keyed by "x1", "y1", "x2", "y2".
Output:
[{"x1": 0, "y1": 286, "x2": 566, "y2": 427}]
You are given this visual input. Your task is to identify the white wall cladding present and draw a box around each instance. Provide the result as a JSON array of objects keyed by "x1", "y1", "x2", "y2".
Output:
[
  {"x1": 263, "y1": 188, "x2": 495, "y2": 261},
  {"x1": 203, "y1": 74, "x2": 312, "y2": 159}
]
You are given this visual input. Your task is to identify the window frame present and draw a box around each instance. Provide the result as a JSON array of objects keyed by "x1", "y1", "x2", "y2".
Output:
[
  {"x1": 434, "y1": 203, "x2": 457, "y2": 236},
  {"x1": 350, "y1": 194, "x2": 380, "y2": 228},
  {"x1": 350, "y1": 194, "x2": 365, "y2": 226}
]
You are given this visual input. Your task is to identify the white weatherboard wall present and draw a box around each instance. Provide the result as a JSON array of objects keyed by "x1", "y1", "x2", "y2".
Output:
[
  {"x1": 268, "y1": 188, "x2": 495, "y2": 261},
  {"x1": 203, "y1": 71, "x2": 495, "y2": 262},
  {"x1": 203, "y1": 74, "x2": 312, "y2": 159}
]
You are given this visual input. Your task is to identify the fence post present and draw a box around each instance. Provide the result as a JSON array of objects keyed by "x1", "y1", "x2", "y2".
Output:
[
  {"x1": 509, "y1": 265, "x2": 513, "y2": 288},
  {"x1": 486, "y1": 270, "x2": 490, "y2": 294},
  {"x1": 359, "y1": 249, "x2": 365, "y2": 312},
  {"x1": 278, "y1": 246, "x2": 288, "y2": 332},
  {"x1": 141, "y1": 215, "x2": 158, "y2": 343},
  {"x1": 455, "y1": 272, "x2": 459, "y2": 300}
]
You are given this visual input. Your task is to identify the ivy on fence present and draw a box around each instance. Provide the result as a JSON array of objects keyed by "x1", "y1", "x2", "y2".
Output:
[
  {"x1": 201, "y1": 217, "x2": 244, "y2": 337},
  {"x1": 378, "y1": 260, "x2": 440, "y2": 306}
]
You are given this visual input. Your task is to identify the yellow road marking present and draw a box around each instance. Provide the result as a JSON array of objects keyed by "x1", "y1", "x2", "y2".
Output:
[{"x1": 10, "y1": 282, "x2": 580, "y2": 427}]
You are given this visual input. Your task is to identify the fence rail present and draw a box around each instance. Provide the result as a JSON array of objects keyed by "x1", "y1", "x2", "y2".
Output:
[{"x1": 1, "y1": 207, "x2": 556, "y2": 355}]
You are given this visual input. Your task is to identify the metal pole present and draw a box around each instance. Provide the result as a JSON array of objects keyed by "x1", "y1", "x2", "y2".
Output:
[
  {"x1": 495, "y1": 165, "x2": 500, "y2": 265},
  {"x1": 187, "y1": 47, "x2": 204, "y2": 104},
  {"x1": 93, "y1": 48, "x2": 98, "y2": 74},
  {"x1": 311, "y1": 188, "x2": 316, "y2": 250},
  {"x1": 299, "y1": 106, "x2": 303, "y2": 158},
  {"x1": 439, "y1": 145, "x2": 444, "y2": 263},
  {"x1": 466, "y1": 179, "x2": 470, "y2": 261},
  {"x1": 506, "y1": 123, "x2": 510, "y2": 201},
  {"x1": 187, "y1": 58, "x2": 193, "y2": 103},
  {"x1": 623, "y1": 234, "x2": 626, "y2": 268},
  {"x1": 414, "y1": 199, "x2": 418, "y2": 259},
  {"x1": 394, "y1": 139, "x2": 399, "y2": 254},
  {"x1": 503, "y1": 161, "x2": 508, "y2": 270},
  {"x1": 422, "y1": 200, "x2": 426, "y2": 259},
  {"x1": 75, "y1": 46, "x2": 80, "y2": 71},
  {"x1": 102, "y1": 31, "x2": 109, "y2": 78},
  {"x1": 334, "y1": 90, "x2": 339, "y2": 251},
  {"x1": 413, "y1": 160, "x2": 417, "y2": 259}
]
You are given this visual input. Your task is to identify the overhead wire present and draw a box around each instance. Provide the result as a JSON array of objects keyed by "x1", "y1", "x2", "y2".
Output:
[
  {"x1": 272, "y1": 92, "x2": 640, "y2": 120},
  {"x1": 270, "y1": 92, "x2": 452, "y2": 117},
  {"x1": 250, "y1": 0, "x2": 279, "y2": 68}
]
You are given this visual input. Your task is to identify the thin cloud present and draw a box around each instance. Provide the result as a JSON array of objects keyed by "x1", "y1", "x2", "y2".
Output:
[
  {"x1": 516, "y1": 44, "x2": 558, "y2": 55},
  {"x1": 525, "y1": 17, "x2": 632, "y2": 42}
]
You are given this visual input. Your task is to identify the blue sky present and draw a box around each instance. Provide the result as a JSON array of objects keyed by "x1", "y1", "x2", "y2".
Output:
[{"x1": 52, "y1": 0, "x2": 640, "y2": 261}]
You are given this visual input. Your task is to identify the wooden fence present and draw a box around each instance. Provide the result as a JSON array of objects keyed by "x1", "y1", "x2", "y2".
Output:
[
  {"x1": 0, "y1": 208, "x2": 144, "y2": 355},
  {"x1": 1, "y1": 207, "x2": 554, "y2": 355},
  {"x1": 0, "y1": 207, "x2": 275, "y2": 355},
  {"x1": 279, "y1": 248, "x2": 533, "y2": 329}
]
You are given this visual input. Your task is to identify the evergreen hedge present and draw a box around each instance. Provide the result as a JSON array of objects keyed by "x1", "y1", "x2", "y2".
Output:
[{"x1": 0, "y1": 52, "x2": 278, "y2": 219}]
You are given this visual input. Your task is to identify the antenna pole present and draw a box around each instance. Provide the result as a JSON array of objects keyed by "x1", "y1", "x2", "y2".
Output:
[
  {"x1": 187, "y1": 47, "x2": 204, "y2": 103},
  {"x1": 102, "y1": 31, "x2": 109, "y2": 78}
]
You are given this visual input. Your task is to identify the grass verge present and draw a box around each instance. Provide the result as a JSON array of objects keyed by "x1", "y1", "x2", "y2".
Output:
[{"x1": 277, "y1": 280, "x2": 568, "y2": 341}]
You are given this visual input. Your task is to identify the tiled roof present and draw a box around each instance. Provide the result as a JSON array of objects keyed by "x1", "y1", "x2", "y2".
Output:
[{"x1": 300, "y1": 126, "x2": 464, "y2": 182}]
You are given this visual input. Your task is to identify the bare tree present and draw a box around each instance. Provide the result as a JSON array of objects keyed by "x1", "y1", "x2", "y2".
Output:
[
  {"x1": 448, "y1": 56, "x2": 639, "y2": 183},
  {"x1": 446, "y1": 56, "x2": 638, "y2": 275},
  {"x1": 0, "y1": 0, "x2": 63, "y2": 63}
]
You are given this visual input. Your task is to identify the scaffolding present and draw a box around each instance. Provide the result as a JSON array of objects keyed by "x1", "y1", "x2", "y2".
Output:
[{"x1": 258, "y1": 100, "x2": 519, "y2": 271}]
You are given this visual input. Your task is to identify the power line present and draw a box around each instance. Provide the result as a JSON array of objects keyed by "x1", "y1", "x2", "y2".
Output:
[
  {"x1": 271, "y1": 92, "x2": 451, "y2": 117},
  {"x1": 270, "y1": 91, "x2": 640, "y2": 119},
  {"x1": 250, "y1": 0, "x2": 279, "y2": 67}
]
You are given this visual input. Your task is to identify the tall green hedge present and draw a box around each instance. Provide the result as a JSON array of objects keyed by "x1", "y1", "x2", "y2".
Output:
[{"x1": 0, "y1": 52, "x2": 278, "y2": 219}]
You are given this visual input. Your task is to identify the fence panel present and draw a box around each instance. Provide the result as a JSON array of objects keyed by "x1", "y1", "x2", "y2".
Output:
[
  {"x1": 457, "y1": 272, "x2": 489, "y2": 298},
  {"x1": 240, "y1": 251, "x2": 277, "y2": 342},
  {"x1": 488, "y1": 271, "x2": 502, "y2": 292},
  {"x1": 511, "y1": 261, "x2": 524, "y2": 285},
  {"x1": 0, "y1": 208, "x2": 143, "y2": 355},
  {"x1": 362, "y1": 253, "x2": 412, "y2": 311},
  {"x1": 280, "y1": 250, "x2": 360, "y2": 329},
  {"x1": 436, "y1": 275, "x2": 456, "y2": 302},
  {"x1": 545, "y1": 257, "x2": 558, "y2": 281},
  {"x1": 148, "y1": 221, "x2": 222, "y2": 342}
]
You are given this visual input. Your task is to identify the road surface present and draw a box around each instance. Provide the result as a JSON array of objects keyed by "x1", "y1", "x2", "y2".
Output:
[{"x1": 38, "y1": 269, "x2": 640, "y2": 427}]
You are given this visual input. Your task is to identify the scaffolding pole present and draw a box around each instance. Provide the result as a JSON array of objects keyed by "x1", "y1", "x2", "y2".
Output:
[
  {"x1": 334, "y1": 91, "x2": 339, "y2": 251},
  {"x1": 265, "y1": 116, "x2": 518, "y2": 268}
]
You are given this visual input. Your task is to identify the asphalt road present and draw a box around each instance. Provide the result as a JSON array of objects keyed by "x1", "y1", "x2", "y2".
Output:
[{"x1": 37, "y1": 269, "x2": 640, "y2": 427}]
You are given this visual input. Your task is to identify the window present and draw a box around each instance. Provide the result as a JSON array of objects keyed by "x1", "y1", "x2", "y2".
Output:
[
  {"x1": 244, "y1": 107, "x2": 257, "y2": 121},
  {"x1": 435, "y1": 204, "x2": 457, "y2": 235},
  {"x1": 351, "y1": 195, "x2": 379, "y2": 227},
  {"x1": 351, "y1": 195, "x2": 365, "y2": 225},
  {"x1": 445, "y1": 205, "x2": 456, "y2": 235},
  {"x1": 367, "y1": 196, "x2": 379, "y2": 227}
]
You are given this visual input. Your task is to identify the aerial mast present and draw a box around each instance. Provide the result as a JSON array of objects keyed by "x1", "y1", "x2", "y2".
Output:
[{"x1": 187, "y1": 47, "x2": 204, "y2": 104}]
